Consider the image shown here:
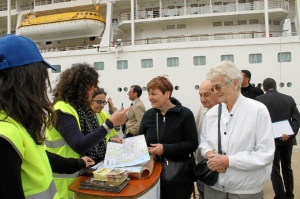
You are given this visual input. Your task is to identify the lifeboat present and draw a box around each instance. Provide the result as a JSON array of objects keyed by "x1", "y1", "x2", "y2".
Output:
[{"x1": 17, "y1": 10, "x2": 105, "y2": 42}]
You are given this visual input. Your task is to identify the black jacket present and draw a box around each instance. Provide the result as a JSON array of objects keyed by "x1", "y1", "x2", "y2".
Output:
[
  {"x1": 256, "y1": 89, "x2": 300, "y2": 145},
  {"x1": 242, "y1": 84, "x2": 264, "y2": 99},
  {"x1": 138, "y1": 97, "x2": 198, "y2": 160}
]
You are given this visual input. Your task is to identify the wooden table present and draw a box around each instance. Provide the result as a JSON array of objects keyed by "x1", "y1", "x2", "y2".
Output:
[{"x1": 69, "y1": 163, "x2": 162, "y2": 199}]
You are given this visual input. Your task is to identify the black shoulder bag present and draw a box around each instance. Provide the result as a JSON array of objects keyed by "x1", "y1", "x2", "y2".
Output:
[
  {"x1": 157, "y1": 113, "x2": 197, "y2": 184},
  {"x1": 193, "y1": 103, "x2": 222, "y2": 186}
]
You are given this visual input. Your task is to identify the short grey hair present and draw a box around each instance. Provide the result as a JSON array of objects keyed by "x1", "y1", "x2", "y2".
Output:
[{"x1": 207, "y1": 61, "x2": 242, "y2": 90}]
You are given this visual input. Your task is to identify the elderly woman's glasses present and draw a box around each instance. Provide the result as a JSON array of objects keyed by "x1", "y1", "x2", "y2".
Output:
[
  {"x1": 212, "y1": 83, "x2": 227, "y2": 92},
  {"x1": 92, "y1": 100, "x2": 107, "y2": 105}
]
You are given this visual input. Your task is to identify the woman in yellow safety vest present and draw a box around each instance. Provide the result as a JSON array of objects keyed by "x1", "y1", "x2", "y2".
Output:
[
  {"x1": 0, "y1": 35, "x2": 95, "y2": 199},
  {"x1": 88, "y1": 87, "x2": 123, "y2": 162},
  {"x1": 45, "y1": 64, "x2": 129, "y2": 198}
]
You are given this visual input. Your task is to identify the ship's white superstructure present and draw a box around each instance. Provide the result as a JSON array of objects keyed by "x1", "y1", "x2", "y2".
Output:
[{"x1": 0, "y1": 0, "x2": 299, "y2": 113}]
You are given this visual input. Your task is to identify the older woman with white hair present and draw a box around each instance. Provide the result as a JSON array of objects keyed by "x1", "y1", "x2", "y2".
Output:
[{"x1": 200, "y1": 61, "x2": 275, "y2": 199}]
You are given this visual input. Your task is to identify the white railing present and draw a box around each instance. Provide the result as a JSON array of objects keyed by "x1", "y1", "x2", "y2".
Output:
[
  {"x1": 39, "y1": 31, "x2": 297, "y2": 53},
  {"x1": 118, "y1": 0, "x2": 289, "y2": 23},
  {"x1": 0, "y1": 5, "x2": 16, "y2": 11},
  {"x1": 35, "y1": 0, "x2": 52, "y2": 6}
]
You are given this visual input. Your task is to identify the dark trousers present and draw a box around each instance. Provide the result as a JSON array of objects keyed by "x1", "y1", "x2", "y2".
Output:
[
  {"x1": 161, "y1": 183, "x2": 193, "y2": 199},
  {"x1": 204, "y1": 184, "x2": 263, "y2": 199},
  {"x1": 271, "y1": 145, "x2": 294, "y2": 199},
  {"x1": 196, "y1": 180, "x2": 205, "y2": 199}
]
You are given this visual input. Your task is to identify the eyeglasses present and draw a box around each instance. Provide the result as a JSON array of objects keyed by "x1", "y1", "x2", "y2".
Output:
[
  {"x1": 92, "y1": 100, "x2": 107, "y2": 105},
  {"x1": 212, "y1": 83, "x2": 227, "y2": 92}
]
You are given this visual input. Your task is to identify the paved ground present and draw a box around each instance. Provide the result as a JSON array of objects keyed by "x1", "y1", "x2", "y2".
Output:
[{"x1": 192, "y1": 135, "x2": 300, "y2": 199}]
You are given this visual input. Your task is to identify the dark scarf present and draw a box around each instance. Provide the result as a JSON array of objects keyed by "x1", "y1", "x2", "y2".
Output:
[{"x1": 77, "y1": 106, "x2": 106, "y2": 163}]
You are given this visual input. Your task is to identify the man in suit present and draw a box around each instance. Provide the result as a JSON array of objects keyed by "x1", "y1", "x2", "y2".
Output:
[
  {"x1": 241, "y1": 69, "x2": 264, "y2": 99},
  {"x1": 256, "y1": 78, "x2": 300, "y2": 199},
  {"x1": 125, "y1": 85, "x2": 145, "y2": 138},
  {"x1": 195, "y1": 80, "x2": 219, "y2": 199}
]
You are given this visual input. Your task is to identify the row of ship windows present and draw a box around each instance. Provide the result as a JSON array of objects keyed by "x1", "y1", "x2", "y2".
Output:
[{"x1": 51, "y1": 52, "x2": 291, "y2": 73}]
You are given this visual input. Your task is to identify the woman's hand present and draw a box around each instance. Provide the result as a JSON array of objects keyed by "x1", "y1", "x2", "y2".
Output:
[
  {"x1": 109, "y1": 137, "x2": 122, "y2": 144},
  {"x1": 148, "y1": 143, "x2": 163, "y2": 156},
  {"x1": 81, "y1": 156, "x2": 95, "y2": 167},
  {"x1": 107, "y1": 97, "x2": 115, "y2": 113},
  {"x1": 207, "y1": 153, "x2": 229, "y2": 172},
  {"x1": 109, "y1": 107, "x2": 130, "y2": 126}
]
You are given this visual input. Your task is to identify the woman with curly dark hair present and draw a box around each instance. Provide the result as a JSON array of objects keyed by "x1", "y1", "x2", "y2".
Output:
[
  {"x1": 0, "y1": 35, "x2": 95, "y2": 199},
  {"x1": 45, "y1": 63, "x2": 128, "y2": 199}
]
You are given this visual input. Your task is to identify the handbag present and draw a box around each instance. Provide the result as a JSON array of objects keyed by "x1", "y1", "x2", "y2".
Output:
[
  {"x1": 156, "y1": 113, "x2": 197, "y2": 184},
  {"x1": 193, "y1": 103, "x2": 222, "y2": 186}
]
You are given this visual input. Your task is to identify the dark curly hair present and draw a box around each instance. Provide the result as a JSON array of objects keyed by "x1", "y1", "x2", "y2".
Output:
[
  {"x1": 53, "y1": 63, "x2": 99, "y2": 108},
  {"x1": 0, "y1": 62, "x2": 56, "y2": 145}
]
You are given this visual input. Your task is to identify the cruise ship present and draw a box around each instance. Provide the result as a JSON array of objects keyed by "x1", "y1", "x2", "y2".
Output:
[{"x1": 0, "y1": 0, "x2": 299, "y2": 113}]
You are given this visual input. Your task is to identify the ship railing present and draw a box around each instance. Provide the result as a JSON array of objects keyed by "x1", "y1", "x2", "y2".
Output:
[
  {"x1": 20, "y1": 5, "x2": 34, "y2": 11},
  {"x1": 118, "y1": 31, "x2": 287, "y2": 46},
  {"x1": 118, "y1": 0, "x2": 288, "y2": 23},
  {"x1": 39, "y1": 31, "x2": 296, "y2": 53},
  {"x1": 40, "y1": 45, "x2": 97, "y2": 53},
  {"x1": 35, "y1": 0, "x2": 52, "y2": 6},
  {"x1": 0, "y1": 5, "x2": 16, "y2": 11}
]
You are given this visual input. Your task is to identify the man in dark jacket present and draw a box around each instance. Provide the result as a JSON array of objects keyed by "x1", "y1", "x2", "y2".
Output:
[
  {"x1": 241, "y1": 70, "x2": 263, "y2": 99},
  {"x1": 256, "y1": 78, "x2": 300, "y2": 199}
]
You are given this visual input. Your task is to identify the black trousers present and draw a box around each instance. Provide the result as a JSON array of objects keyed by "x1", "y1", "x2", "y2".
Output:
[
  {"x1": 271, "y1": 145, "x2": 294, "y2": 199},
  {"x1": 161, "y1": 183, "x2": 193, "y2": 199}
]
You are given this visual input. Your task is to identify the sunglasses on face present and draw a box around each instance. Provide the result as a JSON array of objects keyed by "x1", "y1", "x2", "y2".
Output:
[
  {"x1": 92, "y1": 100, "x2": 107, "y2": 105},
  {"x1": 212, "y1": 83, "x2": 227, "y2": 92}
]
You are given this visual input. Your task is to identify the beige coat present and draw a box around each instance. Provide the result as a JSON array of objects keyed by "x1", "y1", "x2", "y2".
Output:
[{"x1": 126, "y1": 98, "x2": 145, "y2": 135}]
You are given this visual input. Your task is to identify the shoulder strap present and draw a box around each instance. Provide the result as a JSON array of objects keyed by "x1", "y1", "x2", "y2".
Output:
[
  {"x1": 218, "y1": 103, "x2": 222, "y2": 154},
  {"x1": 156, "y1": 112, "x2": 160, "y2": 143}
]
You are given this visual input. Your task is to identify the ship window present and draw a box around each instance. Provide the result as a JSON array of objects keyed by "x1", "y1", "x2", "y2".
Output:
[
  {"x1": 238, "y1": 20, "x2": 247, "y2": 25},
  {"x1": 51, "y1": 65, "x2": 61, "y2": 73},
  {"x1": 249, "y1": 54, "x2": 262, "y2": 64},
  {"x1": 224, "y1": 21, "x2": 233, "y2": 26},
  {"x1": 177, "y1": 24, "x2": 186, "y2": 29},
  {"x1": 117, "y1": 60, "x2": 128, "y2": 69},
  {"x1": 94, "y1": 62, "x2": 104, "y2": 70},
  {"x1": 141, "y1": 59, "x2": 153, "y2": 68},
  {"x1": 193, "y1": 56, "x2": 206, "y2": 66},
  {"x1": 221, "y1": 55, "x2": 234, "y2": 62},
  {"x1": 278, "y1": 52, "x2": 291, "y2": 62},
  {"x1": 166, "y1": 25, "x2": 176, "y2": 30},
  {"x1": 167, "y1": 57, "x2": 179, "y2": 67},
  {"x1": 287, "y1": 82, "x2": 292, "y2": 87},
  {"x1": 279, "y1": 82, "x2": 284, "y2": 87},
  {"x1": 213, "y1": 21, "x2": 222, "y2": 26},
  {"x1": 249, "y1": 19, "x2": 258, "y2": 24},
  {"x1": 273, "y1": 20, "x2": 280, "y2": 25}
]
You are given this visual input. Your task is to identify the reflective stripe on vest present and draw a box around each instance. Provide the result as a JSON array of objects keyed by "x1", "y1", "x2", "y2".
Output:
[
  {"x1": 53, "y1": 171, "x2": 80, "y2": 178},
  {"x1": 44, "y1": 139, "x2": 66, "y2": 148},
  {"x1": 26, "y1": 180, "x2": 56, "y2": 199}
]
